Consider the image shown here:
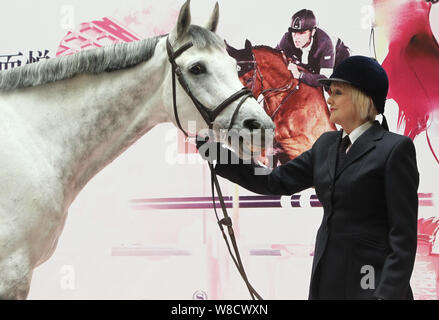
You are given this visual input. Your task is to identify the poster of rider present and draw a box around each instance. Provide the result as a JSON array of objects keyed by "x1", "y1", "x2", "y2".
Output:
[{"x1": 1, "y1": 0, "x2": 438, "y2": 300}]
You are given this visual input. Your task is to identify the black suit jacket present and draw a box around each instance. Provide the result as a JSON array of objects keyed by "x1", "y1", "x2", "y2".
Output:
[{"x1": 215, "y1": 121, "x2": 419, "y2": 300}]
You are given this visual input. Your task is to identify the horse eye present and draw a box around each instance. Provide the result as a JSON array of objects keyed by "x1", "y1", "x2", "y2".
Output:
[{"x1": 189, "y1": 64, "x2": 206, "y2": 75}]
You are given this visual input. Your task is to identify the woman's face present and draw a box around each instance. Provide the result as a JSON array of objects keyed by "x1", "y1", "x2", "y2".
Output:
[{"x1": 327, "y1": 83, "x2": 363, "y2": 133}]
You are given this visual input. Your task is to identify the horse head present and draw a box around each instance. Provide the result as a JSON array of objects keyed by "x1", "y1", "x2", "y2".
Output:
[
  {"x1": 226, "y1": 40, "x2": 296, "y2": 118},
  {"x1": 164, "y1": 1, "x2": 274, "y2": 159},
  {"x1": 225, "y1": 39, "x2": 257, "y2": 90},
  {"x1": 226, "y1": 39, "x2": 336, "y2": 162}
]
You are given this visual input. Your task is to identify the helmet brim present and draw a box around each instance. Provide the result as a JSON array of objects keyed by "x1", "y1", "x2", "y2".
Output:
[
  {"x1": 289, "y1": 27, "x2": 314, "y2": 33},
  {"x1": 318, "y1": 77, "x2": 353, "y2": 87}
]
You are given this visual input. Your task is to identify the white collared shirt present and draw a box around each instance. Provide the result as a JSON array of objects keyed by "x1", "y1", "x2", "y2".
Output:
[
  {"x1": 301, "y1": 38, "x2": 314, "y2": 65},
  {"x1": 342, "y1": 121, "x2": 373, "y2": 153}
]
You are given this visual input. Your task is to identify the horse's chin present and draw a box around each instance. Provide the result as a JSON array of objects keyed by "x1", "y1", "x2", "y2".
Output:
[
  {"x1": 214, "y1": 127, "x2": 274, "y2": 162},
  {"x1": 229, "y1": 139, "x2": 265, "y2": 162}
]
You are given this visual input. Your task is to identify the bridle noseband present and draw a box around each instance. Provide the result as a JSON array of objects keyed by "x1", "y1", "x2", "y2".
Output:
[
  {"x1": 166, "y1": 37, "x2": 253, "y2": 136},
  {"x1": 166, "y1": 36, "x2": 262, "y2": 300}
]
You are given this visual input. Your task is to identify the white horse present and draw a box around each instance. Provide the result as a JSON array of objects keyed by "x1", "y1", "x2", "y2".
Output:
[{"x1": 0, "y1": 0, "x2": 274, "y2": 299}]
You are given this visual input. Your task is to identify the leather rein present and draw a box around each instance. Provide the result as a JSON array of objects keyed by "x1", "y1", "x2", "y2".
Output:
[{"x1": 166, "y1": 37, "x2": 262, "y2": 300}]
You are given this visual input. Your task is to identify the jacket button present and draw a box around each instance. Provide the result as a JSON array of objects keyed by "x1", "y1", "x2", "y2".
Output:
[{"x1": 329, "y1": 185, "x2": 332, "y2": 191}]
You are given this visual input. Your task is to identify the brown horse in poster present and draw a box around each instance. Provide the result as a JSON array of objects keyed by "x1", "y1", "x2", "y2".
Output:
[{"x1": 226, "y1": 40, "x2": 335, "y2": 164}]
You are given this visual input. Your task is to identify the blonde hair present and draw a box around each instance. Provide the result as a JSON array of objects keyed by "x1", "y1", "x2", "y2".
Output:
[{"x1": 333, "y1": 82, "x2": 378, "y2": 122}]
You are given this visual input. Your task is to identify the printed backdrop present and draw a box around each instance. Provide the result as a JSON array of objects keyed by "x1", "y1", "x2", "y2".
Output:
[{"x1": 2, "y1": 0, "x2": 438, "y2": 299}]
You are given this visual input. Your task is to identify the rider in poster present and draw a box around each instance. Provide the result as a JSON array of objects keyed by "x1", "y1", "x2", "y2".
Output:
[{"x1": 276, "y1": 9, "x2": 350, "y2": 87}]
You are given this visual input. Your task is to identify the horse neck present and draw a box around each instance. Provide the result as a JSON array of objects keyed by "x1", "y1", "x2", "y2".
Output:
[
  {"x1": 42, "y1": 41, "x2": 170, "y2": 203},
  {"x1": 254, "y1": 50, "x2": 290, "y2": 84}
]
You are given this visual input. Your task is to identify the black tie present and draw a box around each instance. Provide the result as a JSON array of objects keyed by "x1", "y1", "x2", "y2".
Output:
[{"x1": 337, "y1": 135, "x2": 351, "y2": 173}]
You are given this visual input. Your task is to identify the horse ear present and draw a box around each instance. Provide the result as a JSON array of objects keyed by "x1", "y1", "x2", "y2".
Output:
[
  {"x1": 205, "y1": 2, "x2": 219, "y2": 33},
  {"x1": 224, "y1": 40, "x2": 238, "y2": 57},
  {"x1": 245, "y1": 39, "x2": 252, "y2": 50},
  {"x1": 170, "y1": 0, "x2": 191, "y2": 41}
]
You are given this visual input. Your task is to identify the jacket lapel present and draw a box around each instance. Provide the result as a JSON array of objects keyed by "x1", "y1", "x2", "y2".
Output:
[
  {"x1": 327, "y1": 131, "x2": 342, "y2": 181},
  {"x1": 328, "y1": 121, "x2": 385, "y2": 180}
]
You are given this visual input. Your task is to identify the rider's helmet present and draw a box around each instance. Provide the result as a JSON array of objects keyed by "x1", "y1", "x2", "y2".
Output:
[{"x1": 289, "y1": 9, "x2": 317, "y2": 33}]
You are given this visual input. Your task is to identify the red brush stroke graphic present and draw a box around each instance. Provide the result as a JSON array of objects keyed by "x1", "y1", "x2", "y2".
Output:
[{"x1": 376, "y1": 1, "x2": 439, "y2": 142}]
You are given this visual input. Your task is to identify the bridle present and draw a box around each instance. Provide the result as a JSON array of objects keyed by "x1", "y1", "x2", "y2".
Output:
[
  {"x1": 166, "y1": 37, "x2": 253, "y2": 137},
  {"x1": 237, "y1": 59, "x2": 263, "y2": 93},
  {"x1": 166, "y1": 36, "x2": 262, "y2": 300}
]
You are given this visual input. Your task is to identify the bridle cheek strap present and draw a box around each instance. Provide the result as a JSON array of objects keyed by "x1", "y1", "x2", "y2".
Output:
[{"x1": 166, "y1": 37, "x2": 253, "y2": 136}]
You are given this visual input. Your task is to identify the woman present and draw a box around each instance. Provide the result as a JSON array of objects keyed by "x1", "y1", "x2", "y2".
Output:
[{"x1": 197, "y1": 56, "x2": 419, "y2": 300}]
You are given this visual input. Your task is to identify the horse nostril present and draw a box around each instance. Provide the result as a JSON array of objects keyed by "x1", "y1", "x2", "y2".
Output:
[{"x1": 243, "y1": 118, "x2": 262, "y2": 130}]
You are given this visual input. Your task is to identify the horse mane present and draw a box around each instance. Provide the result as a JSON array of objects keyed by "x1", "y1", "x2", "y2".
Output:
[
  {"x1": 252, "y1": 45, "x2": 283, "y2": 57},
  {"x1": 0, "y1": 25, "x2": 223, "y2": 91}
]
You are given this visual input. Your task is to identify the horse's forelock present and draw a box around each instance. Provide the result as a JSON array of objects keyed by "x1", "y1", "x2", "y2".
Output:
[{"x1": 253, "y1": 45, "x2": 283, "y2": 56}]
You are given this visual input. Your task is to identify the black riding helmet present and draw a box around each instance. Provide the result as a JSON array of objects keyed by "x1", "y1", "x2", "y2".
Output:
[
  {"x1": 289, "y1": 9, "x2": 317, "y2": 33},
  {"x1": 318, "y1": 55, "x2": 390, "y2": 131}
]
